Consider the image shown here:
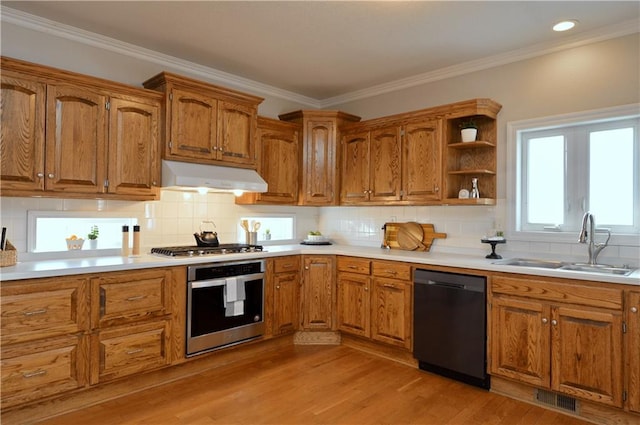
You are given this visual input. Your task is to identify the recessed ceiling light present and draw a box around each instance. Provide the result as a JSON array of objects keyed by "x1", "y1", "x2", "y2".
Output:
[{"x1": 553, "y1": 20, "x2": 578, "y2": 32}]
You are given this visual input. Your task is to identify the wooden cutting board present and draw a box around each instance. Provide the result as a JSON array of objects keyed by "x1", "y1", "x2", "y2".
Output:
[{"x1": 383, "y1": 222, "x2": 446, "y2": 252}]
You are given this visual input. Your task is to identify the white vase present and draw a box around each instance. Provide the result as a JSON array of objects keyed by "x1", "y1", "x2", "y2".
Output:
[
  {"x1": 89, "y1": 239, "x2": 98, "y2": 249},
  {"x1": 461, "y1": 128, "x2": 478, "y2": 142}
]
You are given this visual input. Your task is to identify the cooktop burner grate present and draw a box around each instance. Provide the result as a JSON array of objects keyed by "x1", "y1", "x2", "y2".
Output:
[{"x1": 151, "y1": 244, "x2": 263, "y2": 257}]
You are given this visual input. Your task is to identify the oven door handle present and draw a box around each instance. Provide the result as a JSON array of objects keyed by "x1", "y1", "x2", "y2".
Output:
[{"x1": 190, "y1": 278, "x2": 227, "y2": 289}]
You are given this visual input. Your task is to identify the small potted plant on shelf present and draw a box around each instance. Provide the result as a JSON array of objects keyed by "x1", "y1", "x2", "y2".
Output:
[
  {"x1": 264, "y1": 229, "x2": 271, "y2": 240},
  {"x1": 87, "y1": 225, "x2": 99, "y2": 249},
  {"x1": 460, "y1": 119, "x2": 478, "y2": 142}
]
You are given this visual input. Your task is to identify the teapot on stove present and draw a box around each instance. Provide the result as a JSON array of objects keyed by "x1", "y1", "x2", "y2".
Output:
[{"x1": 193, "y1": 220, "x2": 219, "y2": 247}]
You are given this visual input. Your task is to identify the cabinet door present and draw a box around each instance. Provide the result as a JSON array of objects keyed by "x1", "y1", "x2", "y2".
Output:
[
  {"x1": 46, "y1": 84, "x2": 108, "y2": 193},
  {"x1": 107, "y1": 95, "x2": 160, "y2": 197},
  {"x1": 371, "y1": 277, "x2": 412, "y2": 349},
  {"x1": 370, "y1": 126, "x2": 401, "y2": 202},
  {"x1": 1, "y1": 335, "x2": 89, "y2": 409},
  {"x1": 256, "y1": 123, "x2": 299, "y2": 204},
  {"x1": 0, "y1": 276, "x2": 89, "y2": 345},
  {"x1": 273, "y1": 272, "x2": 300, "y2": 335},
  {"x1": 301, "y1": 120, "x2": 336, "y2": 205},
  {"x1": 218, "y1": 101, "x2": 256, "y2": 166},
  {"x1": 91, "y1": 269, "x2": 172, "y2": 328},
  {"x1": 0, "y1": 72, "x2": 46, "y2": 192},
  {"x1": 402, "y1": 119, "x2": 442, "y2": 202},
  {"x1": 337, "y1": 272, "x2": 370, "y2": 337},
  {"x1": 340, "y1": 130, "x2": 370, "y2": 204},
  {"x1": 90, "y1": 319, "x2": 170, "y2": 385},
  {"x1": 628, "y1": 291, "x2": 640, "y2": 413},
  {"x1": 490, "y1": 296, "x2": 551, "y2": 388},
  {"x1": 169, "y1": 87, "x2": 217, "y2": 160},
  {"x1": 551, "y1": 306, "x2": 623, "y2": 408},
  {"x1": 302, "y1": 256, "x2": 335, "y2": 330}
]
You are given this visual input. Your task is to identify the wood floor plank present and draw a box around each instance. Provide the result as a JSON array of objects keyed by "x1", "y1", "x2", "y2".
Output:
[{"x1": 32, "y1": 344, "x2": 590, "y2": 425}]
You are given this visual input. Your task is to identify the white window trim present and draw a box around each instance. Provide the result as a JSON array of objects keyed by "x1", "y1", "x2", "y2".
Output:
[{"x1": 506, "y1": 103, "x2": 640, "y2": 247}]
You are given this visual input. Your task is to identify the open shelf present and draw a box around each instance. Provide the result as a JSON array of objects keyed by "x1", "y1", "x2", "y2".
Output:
[
  {"x1": 447, "y1": 169, "x2": 495, "y2": 175},
  {"x1": 448, "y1": 140, "x2": 495, "y2": 149},
  {"x1": 444, "y1": 198, "x2": 496, "y2": 206}
]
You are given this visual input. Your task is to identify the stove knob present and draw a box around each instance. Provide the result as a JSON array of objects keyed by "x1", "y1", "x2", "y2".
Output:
[
  {"x1": 198, "y1": 250, "x2": 205, "y2": 255},
  {"x1": 188, "y1": 250, "x2": 195, "y2": 256},
  {"x1": 220, "y1": 249, "x2": 227, "y2": 254}
]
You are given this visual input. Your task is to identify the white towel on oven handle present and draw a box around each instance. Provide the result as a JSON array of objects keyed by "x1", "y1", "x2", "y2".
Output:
[
  {"x1": 225, "y1": 300, "x2": 245, "y2": 317},
  {"x1": 224, "y1": 277, "x2": 246, "y2": 304}
]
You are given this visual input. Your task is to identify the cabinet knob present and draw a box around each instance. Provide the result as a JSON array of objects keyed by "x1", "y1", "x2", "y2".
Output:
[
  {"x1": 435, "y1": 186, "x2": 439, "y2": 193},
  {"x1": 632, "y1": 307, "x2": 638, "y2": 313},
  {"x1": 365, "y1": 287, "x2": 369, "y2": 291},
  {"x1": 368, "y1": 190, "x2": 372, "y2": 194},
  {"x1": 37, "y1": 172, "x2": 44, "y2": 178},
  {"x1": 542, "y1": 318, "x2": 548, "y2": 324},
  {"x1": 276, "y1": 285, "x2": 280, "y2": 290},
  {"x1": 152, "y1": 181, "x2": 157, "y2": 186},
  {"x1": 363, "y1": 190, "x2": 368, "y2": 194},
  {"x1": 305, "y1": 266, "x2": 309, "y2": 270},
  {"x1": 47, "y1": 173, "x2": 55, "y2": 179},
  {"x1": 551, "y1": 319, "x2": 558, "y2": 326}
]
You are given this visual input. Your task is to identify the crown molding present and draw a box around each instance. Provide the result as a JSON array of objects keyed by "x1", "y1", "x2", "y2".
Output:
[
  {"x1": 2, "y1": 6, "x2": 637, "y2": 110},
  {"x1": 0, "y1": 6, "x2": 322, "y2": 108},
  {"x1": 320, "y1": 19, "x2": 640, "y2": 108}
]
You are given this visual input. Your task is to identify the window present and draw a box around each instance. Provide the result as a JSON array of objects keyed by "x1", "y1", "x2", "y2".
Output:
[
  {"x1": 508, "y1": 104, "x2": 640, "y2": 239},
  {"x1": 238, "y1": 215, "x2": 295, "y2": 243}
]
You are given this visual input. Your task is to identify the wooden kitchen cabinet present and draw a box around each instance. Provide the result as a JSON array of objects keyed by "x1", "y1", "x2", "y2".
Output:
[
  {"x1": 0, "y1": 57, "x2": 162, "y2": 200},
  {"x1": 267, "y1": 256, "x2": 301, "y2": 336},
  {"x1": 340, "y1": 125, "x2": 402, "y2": 204},
  {"x1": 402, "y1": 119, "x2": 442, "y2": 203},
  {"x1": 143, "y1": 72, "x2": 263, "y2": 168},
  {"x1": 236, "y1": 117, "x2": 300, "y2": 205},
  {"x1": 443, "y1": 99, "x2": 502, "y2": 205},
  {"x1": 0, "y1": 71, "x2": 46, "y2": 192},
  {"x1": 279, "y1": 110, "x2": 361, "y2": 205},
  {"x1": 490, "y1": 274, "x2": 624, "y2": 408},
  {"x1": 0, "y1": 275, "x2": 90, "y2": 408},
  {"x1": 627, "y1": 290, "x2": 640, "y2": 413},
  {"x1": 301, "y1": 255, "x2": 336, "y2": 330},
  {"x1": 336, "y1": 257, "x2": 412, "y2": 349}
]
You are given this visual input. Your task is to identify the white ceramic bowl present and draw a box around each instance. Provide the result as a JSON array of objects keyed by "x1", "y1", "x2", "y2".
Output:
[
  {"x1": 66, "y1": 238, "x2": 85, "y2": 250},
  {"x1": 306, "y1": 234, "x2": 324, "y2": 242}
]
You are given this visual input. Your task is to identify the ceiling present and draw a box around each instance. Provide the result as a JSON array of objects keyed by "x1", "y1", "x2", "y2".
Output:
[{"x1": 2, "y1": 1, "x2": 639, "y2": 103}]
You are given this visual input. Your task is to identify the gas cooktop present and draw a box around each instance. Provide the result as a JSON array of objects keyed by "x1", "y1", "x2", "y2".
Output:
[{"x1": 151, "y1": 244, "x2": 263, "y2": 257}]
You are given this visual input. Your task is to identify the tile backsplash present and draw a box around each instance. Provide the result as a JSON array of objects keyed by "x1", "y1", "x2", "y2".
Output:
[{"x1": 1, "y1": 193, "x2": 638, "y2": 267}]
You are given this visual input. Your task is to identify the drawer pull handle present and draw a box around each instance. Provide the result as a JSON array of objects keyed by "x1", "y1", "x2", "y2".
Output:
[
  {"x1": 282, "y1": 263, "x2": 293, "y2": 268},
  {"x1": 382, "y1": 284, "x2": 396, "y2": 289},
  {"x1": 23, "y1": 369, "x2": 47, "y2": 378},
  {"x1": 23, "y1": 308, "x2": 48, "y2": 316},
  {"x1": 385, "y1": 270, "x2": 398, "y2": 274},
  {"x1": 348, "y1": 265, "x2": 357, "y2": 269},
  {"x1": 126, "y1": 349, "x2": 143, "y2": 355},
  {"x1": 126, "y1": 296, "x2": 145, "y2": 302}
]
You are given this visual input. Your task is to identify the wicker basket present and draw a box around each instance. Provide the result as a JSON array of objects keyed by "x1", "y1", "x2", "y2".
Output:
[{"x1": 0, "y1": 240, "x2": 17, "y2": 267}]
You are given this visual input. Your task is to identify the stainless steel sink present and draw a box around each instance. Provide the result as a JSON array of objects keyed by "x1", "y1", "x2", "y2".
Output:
[
  {"x1": 493, "y1": 258, "x2": 637, "y2": 276},
  {"x1": 559, "y1": 263, "x2": 636, "y2": 276},
  {"x1": 492, "y1": 258, "x2": 566, "y2": 269}
]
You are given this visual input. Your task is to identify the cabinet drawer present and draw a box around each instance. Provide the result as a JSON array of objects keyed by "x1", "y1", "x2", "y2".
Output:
[
  {"x1": 372, "y1": 261, "x2": 411, "y2": 281},
  {"x1": 337, "y1": 256, "x2": 371, "y2": 275},
  {"x1": 492, "y1": 274, "x2": 623, "y2": 310},
  {"x1": 1, "y1": 335, "x2": 89, "y2": 408},
  {"x1": 91, "y1": 269, "x2": 171, "y2": 327},
  {"x1": 91, "y1": 319, "x2": 170, "y2": 384},
  {"x1": 1, "y1": 277, "x2": 89, "y2": 345},
  {"x1": 274, "y1": 256, "x2": 300, "y2": 274}
]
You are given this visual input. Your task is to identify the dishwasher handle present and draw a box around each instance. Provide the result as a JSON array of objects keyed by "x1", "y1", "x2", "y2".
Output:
[
  {"x1": 425, "y1": 280, "x2": 466, "y2": 290},
  {"x1": 414, "y1": 269, "x2": 486, "y2": 294}
]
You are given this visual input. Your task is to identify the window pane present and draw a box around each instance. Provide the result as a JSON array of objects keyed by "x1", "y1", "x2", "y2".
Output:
[
  {"x1": 239, "y1": 216, "x2": 294, "y2": 242},
  {"x1": 590, "y1": 128, "x2": 634, "y2": 225},
  {"x1": 527, "y1": 136, "x2": 565, "y2": 224}
]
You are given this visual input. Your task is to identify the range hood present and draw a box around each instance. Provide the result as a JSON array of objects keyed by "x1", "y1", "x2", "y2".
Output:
[{"x1": 162, "y1": 160, "x2": 267, "y2": 193}]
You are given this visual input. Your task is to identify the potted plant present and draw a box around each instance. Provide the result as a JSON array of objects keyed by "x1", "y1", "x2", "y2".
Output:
[
  {"x1": 264, "y1": 229, "x2": 271, "y2": 240},
  {"x1": 460, "y1": 119, "x2": 478, "y2": 142},
  {"x1": 88, "y1": 225, "x2": 99, "y2": 249}
]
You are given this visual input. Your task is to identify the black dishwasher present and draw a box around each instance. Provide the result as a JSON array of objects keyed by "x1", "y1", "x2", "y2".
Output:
[{"x1": 413, "y1": 269, "x2": 489, "y2": 389}]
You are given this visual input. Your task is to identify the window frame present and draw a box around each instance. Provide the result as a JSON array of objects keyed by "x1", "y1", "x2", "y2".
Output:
[{"x1": 507, "y1": 103, "x2": 640, "y2": 245}]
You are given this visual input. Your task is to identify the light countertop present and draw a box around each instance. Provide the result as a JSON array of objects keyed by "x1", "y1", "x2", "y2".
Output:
[{"x1": 1, "y1": 244, "x2": 639, "y2": 286}]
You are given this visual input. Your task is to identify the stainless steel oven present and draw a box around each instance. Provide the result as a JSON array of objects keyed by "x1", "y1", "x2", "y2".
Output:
[{"x1": 186, "y1": 260, "x2": 265, "y2": 356}]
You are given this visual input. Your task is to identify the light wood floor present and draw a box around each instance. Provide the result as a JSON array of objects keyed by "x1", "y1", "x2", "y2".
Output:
[{"x1": 36, "y1": 345, "x2": 589, "y2": 425}]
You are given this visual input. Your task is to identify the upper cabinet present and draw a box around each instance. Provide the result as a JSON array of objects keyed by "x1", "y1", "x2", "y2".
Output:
[
  {"x1": 0, "y1": 57, "x2": 162, "y2": 200},
  {"x1": 279, "y1": 110, "x2": 361, "y2": 206},
  {"x1": 143, "y1": 72, "x2": 263, "y2": 169},
  {"x1": 338, "y1": 98, "x2": 500, "y2": 206},
  {"x1": 236, "y1": 117, "x2": 300, "y2": 205}
]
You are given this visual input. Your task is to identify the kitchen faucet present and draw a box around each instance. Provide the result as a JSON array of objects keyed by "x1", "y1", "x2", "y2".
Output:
[{"x1": 578, "y1": 212, "x2": 611, "y2": 265}]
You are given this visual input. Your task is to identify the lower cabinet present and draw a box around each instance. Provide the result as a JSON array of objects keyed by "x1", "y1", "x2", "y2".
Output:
[
  {"x1": 337, "y1": 257, "x2": 412, "y2": 349},
  {"x1": 90, "y1": 319, "x2": 170, "y2": 385},
  {"x1": 301, "y1": 255, "x2": 335, "y2": 330},
  {"x1": 1, "y1": 334, "x2": 89, "y2": 408},
  {"x1": 267, "y1": 256, "x2": 301, "y2": 336},
  {"x1": 628, "y1": 290, "x2": 640, "y2": 413},
  {"x1": 0, "y1": 267, "x2": 175, "y2": 408},
  {"x1": 491, "y1": 274, "x2": 624, "y2": 408}
]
